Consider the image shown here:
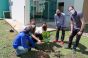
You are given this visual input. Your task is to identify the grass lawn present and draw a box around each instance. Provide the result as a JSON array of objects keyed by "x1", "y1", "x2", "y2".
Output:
[{"x1": 0, "y1": 20, "x2": 88, "y2": 58}]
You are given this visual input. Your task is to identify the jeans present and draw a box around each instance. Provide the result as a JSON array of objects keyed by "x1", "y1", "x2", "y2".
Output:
[
  {"x1": 68, "y1": 29, "x2": 83, "y2": 49},
  {"x1": 56, "y1": 27, "x2": 65, "y2": 41},
  {"x1": 16, "y1": 46, "x2": 29, "y2": 55}
]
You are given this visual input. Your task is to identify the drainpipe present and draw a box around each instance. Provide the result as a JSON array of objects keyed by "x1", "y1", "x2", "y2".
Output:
[{"x1": 24, "y1": 0, "x2": 30, "y2": 25}]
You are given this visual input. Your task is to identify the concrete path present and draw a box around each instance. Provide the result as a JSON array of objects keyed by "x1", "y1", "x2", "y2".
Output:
[{"x1": 5, "y1": 19, "x2": 56, "y2": 32}]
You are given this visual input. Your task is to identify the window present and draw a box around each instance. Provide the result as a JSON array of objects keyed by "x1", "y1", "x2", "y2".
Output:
[
  {"x1": 58, "y1": 2, "x2": 64, "y2": 12},
  {"x1": 3, "y1": 11, "x2": 11, "y2": 19}
]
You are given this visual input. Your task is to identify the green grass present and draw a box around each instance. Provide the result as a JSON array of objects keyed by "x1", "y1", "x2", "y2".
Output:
[
  {"x1": 0, "y1": 20, "x2": 88, "y2": 58},
  {"x1": 50, "y1": 31, "x2": 88, "y2": 58},
  {"x1": 0, "y1": 20, "x2": 17, "y2": 58}
]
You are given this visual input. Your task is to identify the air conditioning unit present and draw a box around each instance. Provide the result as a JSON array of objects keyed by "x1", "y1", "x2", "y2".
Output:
[{"x1": 3, "y1": 11, "x2": 11, "y2": 19}]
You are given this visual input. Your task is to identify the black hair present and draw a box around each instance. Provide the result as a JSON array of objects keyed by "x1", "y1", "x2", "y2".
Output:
[
  {"x1": 72, "y1": 11, "x2": 77, "y2": 16},
  {"x1": 23, "y1": 26, "x2": 31, "y2": 34},
  {"x1": 69, "y1": 6, "x2": 74, "y2": 9},
  {"x1": 42, "y1": 22, "x2": 47, "y2": 31},
  {"x1": 30, "y1": 19, "x2": 36, "y2": 25}
]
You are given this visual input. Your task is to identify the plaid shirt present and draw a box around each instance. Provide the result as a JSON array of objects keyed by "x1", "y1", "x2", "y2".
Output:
[{"x1": 54, "y1": 13, "x2": 66, "y2": 28}]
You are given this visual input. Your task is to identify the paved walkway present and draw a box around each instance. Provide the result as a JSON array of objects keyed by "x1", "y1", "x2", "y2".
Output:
[
  {"x1": 5, "y1": 19, "x2": 56, "y2": 32},
  {"x1": 5, "y1": 19, "x2": 88, "y2": 38},
  {"x1": 83, "y1": 33, "x2": 88, "y2": 37}
]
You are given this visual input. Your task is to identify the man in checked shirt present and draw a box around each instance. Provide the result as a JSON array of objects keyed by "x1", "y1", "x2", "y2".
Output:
[{"x1": 53, "y1": 9, "x2": 66, "y2": 45}]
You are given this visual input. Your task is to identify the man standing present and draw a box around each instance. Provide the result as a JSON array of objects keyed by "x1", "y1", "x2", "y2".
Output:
[
  {"x1": 67, "y1": 6, "x2": 85, "y2": 53},
  {"x1": 53, "y1": 9, "x2": 66, "y2": 45}
]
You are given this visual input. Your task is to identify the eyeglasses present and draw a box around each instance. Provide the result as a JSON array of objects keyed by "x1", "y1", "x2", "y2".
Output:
[{"x1": 69, "y1": 8, "x2": 74, "y2": 12}]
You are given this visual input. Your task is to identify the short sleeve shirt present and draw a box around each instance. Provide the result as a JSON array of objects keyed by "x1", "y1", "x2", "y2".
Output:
[{"x1": 71, "y1": 12, "x2": 83, "y2": 29}]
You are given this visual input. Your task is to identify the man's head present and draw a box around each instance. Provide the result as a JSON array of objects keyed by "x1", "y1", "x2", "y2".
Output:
[
  {"x1": 24, "y1": 26, "x2": 32, "y2": 34},
  {"x1": 24, "y1": 24, "x2": 36, "y2": 34},
  {"x1": 30, "y1": 19, "x2": 36, "y2": 33},
  {"x1": 56, "y1": 9, "x2": 61, "y2": 16},
  {"x1": 68, "y1": 6, "x2": 76, "y2": 15},
  {"x1": 42, "y1": 23, "x2": 47, "y2": 31},
  {"x1": 30, "y1": 19, "x2": 36, "y2": 25}
]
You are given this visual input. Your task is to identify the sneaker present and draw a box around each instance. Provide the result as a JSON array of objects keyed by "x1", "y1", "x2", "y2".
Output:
[
  {"x1": 16, "y1": 54, "x2": 21, "y2": 57},
  {"x1": 60, "y1": 41, "x2": 64, "y2": 46},
  {"x1": 53, "y1": 40, "x2": 61, "y2": 43}
]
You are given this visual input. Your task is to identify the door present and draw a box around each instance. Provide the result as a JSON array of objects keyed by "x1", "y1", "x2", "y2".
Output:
[
  {"x1": 58, "y1": 2, "x2": 64, "y2": 12},
  {"x1": 30, "y1": 0, "x2": 57, "y2": 23}
]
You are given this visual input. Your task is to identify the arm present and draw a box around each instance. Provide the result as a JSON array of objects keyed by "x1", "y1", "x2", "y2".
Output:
[
  {"x1": 54, "y1": 14, "x2": 57, "y2": 26},
  {"x1": 31, "y1": 34, "x2": 42, "y2": 44},
  {"x1": 63, "y1": 14, "x2": 66, "y2": 28},
  {"x1": 70, "y1": 18, "x2": 74, "y2": 33},
  {"x1": 31, "y1": 34, "x2": 40, "y2": 41},
  {"x1": 80, "y1": 17, "x2": 85, "y2": 32},
  {"x1": 21, "y1": 35, "x2": 35, "y2": 48}
]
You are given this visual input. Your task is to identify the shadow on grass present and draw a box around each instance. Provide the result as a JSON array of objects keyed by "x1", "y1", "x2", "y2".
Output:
[
  {"x1": 64, "y1": 41, "x2": 88, "y2": 55},
  {"x1": 77, "y1": 43, "x2": 88, "y2": 55},
  {"x1": 35, "y1": 42, "x2": 61, "y2": 52}
]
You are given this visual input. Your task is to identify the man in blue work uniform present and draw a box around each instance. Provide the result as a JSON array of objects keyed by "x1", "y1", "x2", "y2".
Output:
[{"x1": 12, "y1": 26, "x2": 42, "y2": 56}]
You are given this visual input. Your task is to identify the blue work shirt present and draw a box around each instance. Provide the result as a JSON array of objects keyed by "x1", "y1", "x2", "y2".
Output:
[{"x1": 13, "y1": 32, "x2": 35, "y2": 49}]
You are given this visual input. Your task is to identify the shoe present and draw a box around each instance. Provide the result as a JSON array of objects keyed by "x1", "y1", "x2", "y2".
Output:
[
  {"x1": 60, "y1": 41, "x2": 64, "y2": 46},
  {"x1": 53, "y1": 40, "x2": 61, "y2": 43},
  {"x1": 16, "y1": 54, "x2": 21, "y2": 57}
]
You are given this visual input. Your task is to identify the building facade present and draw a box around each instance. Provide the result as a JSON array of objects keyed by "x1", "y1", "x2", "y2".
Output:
[
  {"x1": 0, "y1": 0, "x2": 9, "y2": 19},
  {"x1": 83, "y1": 0, "x2": 88, "y2": 24},
  {"x1": 30, "y1": 0, "x2": 84, "y2": 26},
  {"x1": 30, "y1": 0, "x2": 57, "y2": 22},
  {"x1": 6, "y1": 0, "x2": 88, "y2": 26}
]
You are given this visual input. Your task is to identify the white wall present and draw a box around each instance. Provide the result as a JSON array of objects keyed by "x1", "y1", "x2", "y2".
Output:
[
  {"x1": 24, "y1": 0, "x2": 30, "y2": 25},
  {"x1": 11, "y1": 0, "x2": 25, "y2": 25},
  {"x1": 74, "y1": 0, "x2": 84, "y2": 12},
  {"x1": 64, "y1": 0, "x2": 74, "y2": 27}
]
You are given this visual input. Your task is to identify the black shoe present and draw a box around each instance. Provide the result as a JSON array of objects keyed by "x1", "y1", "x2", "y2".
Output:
[
  {"x1": 16, "y1": 54, "x2": 21, "y2": 57},
  {"x1": 9, "y1": 29, "x2": 14, "y2": 32}
]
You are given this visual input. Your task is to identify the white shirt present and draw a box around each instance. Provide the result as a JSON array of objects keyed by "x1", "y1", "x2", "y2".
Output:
[{"x1": 35, "y1": 27, "x2": 43, "y2": 34}]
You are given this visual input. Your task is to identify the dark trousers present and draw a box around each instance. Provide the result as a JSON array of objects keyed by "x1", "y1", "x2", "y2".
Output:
[
  {"x1": 68, "y1": 29, "x2": 83, "y2": 49},
  {"x1": 56, "y1": 27, "x2": 65, "y2": 41}
]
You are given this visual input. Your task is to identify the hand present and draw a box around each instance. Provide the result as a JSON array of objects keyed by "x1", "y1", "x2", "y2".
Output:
[
  {"x1": 37, "y1": 40, "x2": 42, "y2": 44},
  {"x1": 77, "y1": 31, "x2": 82, "y2": 35}
]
